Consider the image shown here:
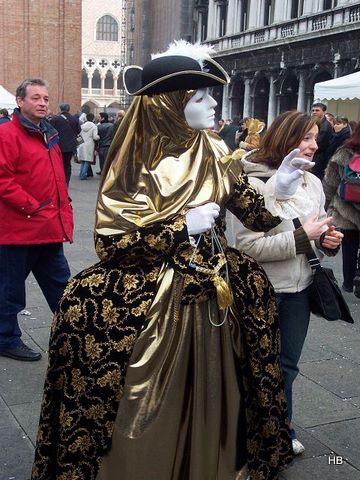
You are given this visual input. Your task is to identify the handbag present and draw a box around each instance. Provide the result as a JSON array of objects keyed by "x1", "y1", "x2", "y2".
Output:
[
  {"x1": 293, "y1": 219, "x2": 354, "y2": 323},
  {"x1": 76, "y1": 133, "x2": 84, "y2": 146},
  {"x1": 91, "y1": 151, "x2": 97, "y2": 165},
  {"x1": 338, "y1": 153, "x2": 360, "y2": 203}
]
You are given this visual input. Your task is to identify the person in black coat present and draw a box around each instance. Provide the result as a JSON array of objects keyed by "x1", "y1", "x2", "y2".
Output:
[
  {"x1": 0, "y1": 108, "x2": 11, "y2": 125},
  {"x1": 96, "y1": 112, "x2": 114, "y2": 175},
  {"x1": 326, "y1": 116, "x2": 351, "y2": 160},
  {"x1": 310, "y1": 103, "x2": 334, "y2": 180},
  {"x1": 50, "y1": 103, "x2": 80, "y2": 185},
  {"x1": 219, "y1": 116, "x2": 240, "y2": 151}
]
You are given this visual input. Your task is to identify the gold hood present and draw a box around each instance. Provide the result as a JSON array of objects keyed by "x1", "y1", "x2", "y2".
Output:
[{"x1": 96, "y1": 90, "x2": 239, "y2": 236}]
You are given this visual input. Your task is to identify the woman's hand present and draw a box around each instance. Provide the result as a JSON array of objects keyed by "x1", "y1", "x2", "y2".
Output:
[
  {"x1": 275, "y1": 149, "x2": 315, "y2": 199},
  {"x1": 302, "y1": 214, "x2": 333, "y2": 241},
  {"x1": 320, "y1": 225, "x2": 344, "y2": 249},
  {"x1": 185, "y1": 203, "x2": 220, "y2": 235}
]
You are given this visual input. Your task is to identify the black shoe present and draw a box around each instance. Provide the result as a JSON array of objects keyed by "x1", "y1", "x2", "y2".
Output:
[
  {"x1": 0, "y1": 343, "x2": 42, "y2": 361},
  {"x1": 342, "y1": 283, "x2": 353, "y2": 293},
  {"x1": 96, "y1": 171, "x2": 102, "y2": 175},
  {"x1": 353, "y1": 276, "x2": 360, "y2": 298}
]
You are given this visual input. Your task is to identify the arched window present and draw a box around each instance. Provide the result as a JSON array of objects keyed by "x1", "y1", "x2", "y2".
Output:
[
  {"x1": 96, "y1": 15, "x2": 119, "y2": 41},
  {"x1": 92, "y1": 70, "x2": 101, "y2": 89},
  {"x1": 105, "y1": 70, "x2": 113, "y2": 89},
  {"x1": 81, "y1": 68, "x2": 88, "y2": 88}
]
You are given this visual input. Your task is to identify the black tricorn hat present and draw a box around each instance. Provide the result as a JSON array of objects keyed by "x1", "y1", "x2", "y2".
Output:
[{"x1": 123, "y1": 55, "x2": 229, "y2": 96}]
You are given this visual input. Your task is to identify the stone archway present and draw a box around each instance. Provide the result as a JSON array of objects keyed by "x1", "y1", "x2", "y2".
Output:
[
  {"x1": 253, "y1": 77, "x2": 269, "y2": 121},
  {"x1": 82, "y1": 100, "x2": 99, "y2": 114}
]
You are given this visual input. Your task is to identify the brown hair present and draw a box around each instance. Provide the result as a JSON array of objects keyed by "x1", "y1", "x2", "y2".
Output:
[
  {"x1": 251, "y1": 111, "x2": 319, "y2": 168},
  {"x1": 344, "y1": 122, "x2": 360, "y2": 153}
]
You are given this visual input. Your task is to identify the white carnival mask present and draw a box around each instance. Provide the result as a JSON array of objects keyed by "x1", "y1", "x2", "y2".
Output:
[{"x1": 184, "y1": 88, "x2": 217, "y2": 130}]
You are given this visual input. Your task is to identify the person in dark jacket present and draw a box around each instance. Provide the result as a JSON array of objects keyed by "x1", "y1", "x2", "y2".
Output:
[
  {"x1": 218, "y1": 116, "x2": 240, "y2": 151},
  {"x1": 310, "y1": 102, "x2": 334, "y2": 179},
  {"x1": 326, "y1": 116, "x2": 351, "y2": 160},
  {"x1": 50, "y1": 103, "x2": 80, "y2": 185},
  {"x1": 0, "y1": 78, "x2": 74, "y2": 361},
  {"x1": 0, "y1": 108, "x2": 11, "y2": 124},
  {"x1": 96, "y1": 112, "x2": 114, "y2": 175}
]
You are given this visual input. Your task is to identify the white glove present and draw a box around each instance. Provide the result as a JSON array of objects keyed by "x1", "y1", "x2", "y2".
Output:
[
  {"x1": 185, "y1": 203, "x2": 220, "y2": 235},
  {"x1": 275, "y1": 149, "x2": 315, "y2": 199}
]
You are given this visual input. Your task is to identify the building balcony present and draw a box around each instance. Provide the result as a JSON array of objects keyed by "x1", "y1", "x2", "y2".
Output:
[
  {"x1": 81, "y1": 88, "x2": 123, "y2": 97},
  {"x1": 205, "y1": 4, "x2": 360, "y2": 56}
]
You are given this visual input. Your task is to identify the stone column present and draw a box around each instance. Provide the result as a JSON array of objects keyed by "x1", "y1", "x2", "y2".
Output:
[
  {"x1": 297, "y1": 71, "x2": 307, "y2": 112},
  {"x1": 243, "y1": 78, "x2": 252, "y2": 118},
  {"x1": 248, "y1": 0, "x2": 259, "y2": 29},
  {"x1": 207, "y1": 0, "x2": 215, "y2": 39},
  {"x1": 100, "y1": 75, "x2": 105, "y2": 96},
  {"x1": 302, "y1": 0, "x2": 315, "y2": 15},
  {"x1": 267, "y1": 75, "x2": 276, "y2": 126},
  {"x1": 227, "y1": 0, "x2": 237, "y2": 35},
  {"x1": 87, "y1": 73, "x2": 92, "y2": 95},
  {"x1": 113, "y1": 76, "x2": 118, "y2": 96},
  {"x1": 222, "y1": 84, "x2": 230, "y2": 120}
]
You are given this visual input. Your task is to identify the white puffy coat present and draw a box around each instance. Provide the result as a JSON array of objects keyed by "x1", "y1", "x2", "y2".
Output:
[
  {"x1": 226, "y1": 157, "x2": 327, "y2": 293},
  {"x1": 78, "y1": 121, "x2": 99, "y2": 162}
]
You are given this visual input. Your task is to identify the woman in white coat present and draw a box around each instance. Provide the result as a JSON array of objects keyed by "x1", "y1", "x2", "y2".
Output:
[
  {"x1": 78, "y1": 112, "x2": 100, "y2": 180},
  {"x1": 227, "y1": 111, "x2": 343, "y2": 456}
]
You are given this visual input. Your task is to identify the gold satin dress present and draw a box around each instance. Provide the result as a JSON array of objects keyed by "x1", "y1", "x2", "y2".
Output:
[
  {"x1": 97, "y1": 267, "x2": 244, "y2": 480},
  {"x1": 32, "y1": 91, "x2": 293, "y2": 480}
]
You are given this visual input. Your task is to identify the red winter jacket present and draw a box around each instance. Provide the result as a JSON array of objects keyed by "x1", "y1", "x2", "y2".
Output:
[{"x1": 0, "y1": 110, "x2": 74, "y2": 245}]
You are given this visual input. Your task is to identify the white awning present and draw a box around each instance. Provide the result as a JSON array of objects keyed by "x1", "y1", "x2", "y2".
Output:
[
  {"x1": 0, "y1": 85, "x2": 17, "y2": 110},
  {"x1": 314, "y1": 71, "x2": 360, "y2": 101}
]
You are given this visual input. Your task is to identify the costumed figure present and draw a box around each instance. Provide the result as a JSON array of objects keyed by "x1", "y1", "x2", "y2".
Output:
[
  {"x1": 32, "y1": 42, "x2": 305, "y2": 480},
  {"x1": 240, "y1": 118, "x2": 266, "y2": 151}
]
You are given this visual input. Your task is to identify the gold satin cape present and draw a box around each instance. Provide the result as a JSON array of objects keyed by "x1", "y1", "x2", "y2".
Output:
[{"x1": 96, "y1": 90, "x2": 240, "y2": 236}]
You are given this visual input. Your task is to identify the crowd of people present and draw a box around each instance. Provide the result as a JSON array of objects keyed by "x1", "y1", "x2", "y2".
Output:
[{"x1": 0, "y1": 40, "x2": 358, "y2": 480}]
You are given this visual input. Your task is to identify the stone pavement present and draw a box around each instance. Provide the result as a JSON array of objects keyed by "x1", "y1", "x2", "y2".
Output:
[{"x1": 0, "y1": 165, "x2": 359, "y2": 480}]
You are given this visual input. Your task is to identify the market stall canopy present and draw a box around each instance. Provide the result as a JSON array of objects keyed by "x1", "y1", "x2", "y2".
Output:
[
  {"x1": 314, "y1": 71, "x2": 360, "y2": 101},
  {"x1": 0, "y1": 85, "x2": 17, "y2": 111}
]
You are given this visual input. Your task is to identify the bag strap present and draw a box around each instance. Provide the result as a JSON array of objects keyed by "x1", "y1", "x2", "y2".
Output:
[{"x1": 293, "y1": 218, "x2": 322, "y2": 272}]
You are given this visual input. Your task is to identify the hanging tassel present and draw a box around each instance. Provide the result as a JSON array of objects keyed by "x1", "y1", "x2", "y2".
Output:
[{"x1": 212, "y1": 274, "x2": 234, "y2": 310}]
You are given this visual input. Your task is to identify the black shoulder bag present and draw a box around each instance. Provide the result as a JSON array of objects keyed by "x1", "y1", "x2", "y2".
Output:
[{"x1": 293, "y1": 218, "x2": 354, "y2": 324}]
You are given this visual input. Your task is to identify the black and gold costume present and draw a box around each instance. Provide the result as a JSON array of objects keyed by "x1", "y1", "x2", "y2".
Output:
[{"x1": 32, "y1": 91, "x2": 294, "y2": 480}]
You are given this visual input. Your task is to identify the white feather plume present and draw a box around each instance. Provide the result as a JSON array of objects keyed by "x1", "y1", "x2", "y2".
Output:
[{"x1": 151, "y1": 40, "x2": 216, "y2": 68}]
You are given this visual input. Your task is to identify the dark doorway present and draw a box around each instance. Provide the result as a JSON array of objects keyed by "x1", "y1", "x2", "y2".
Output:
[
  {"x1": 231, "y1": 79, "x2": 245, "y2": 118},
  {"x1": 253, "y1": 77, "x2": 269, "y2": 121},
  {"x1": 280, "y1": 74, "x2": 299, "y2": 112}
]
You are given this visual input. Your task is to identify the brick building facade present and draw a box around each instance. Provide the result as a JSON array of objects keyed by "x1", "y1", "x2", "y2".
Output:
[{"x1": 0, "y1": 0, "x2": 81, "y2": 113}]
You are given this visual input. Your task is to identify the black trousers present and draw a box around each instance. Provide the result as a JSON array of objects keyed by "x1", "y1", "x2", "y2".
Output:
[
  {"x1": 62, "y1": 151, "x2": 73, "y2": 185},
  {"x1": 98, "y1": 146, "x2": 110, "y2": 173},
  {"x1": 342, "y1": 229, "x2": 360, "y2": 288}
]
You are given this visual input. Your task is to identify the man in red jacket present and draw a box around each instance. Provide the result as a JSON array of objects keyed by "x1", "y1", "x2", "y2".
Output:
[{"x1": 0, "y1": 78, "x2": 74, "y2": 361}]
